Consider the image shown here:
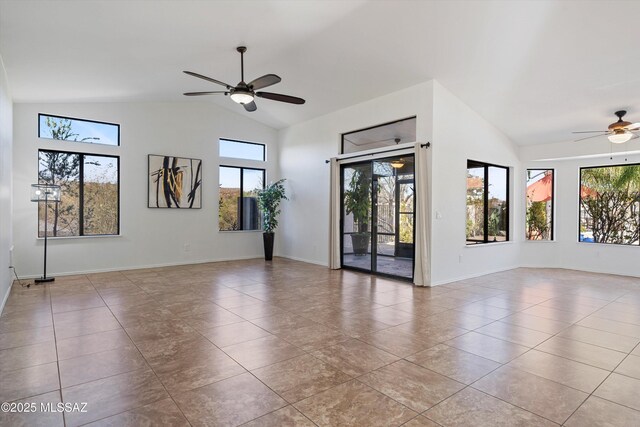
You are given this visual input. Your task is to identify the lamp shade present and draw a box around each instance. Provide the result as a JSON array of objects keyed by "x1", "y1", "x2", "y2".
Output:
[
  {"x1": 30, "y1": 184, "x2": 61, "y2": 202},
  {"x1": 608, "y1": 132, "x2": 633, "y2": 144},
  {"x1": 230, "y1": 91, "x2": 254, "y2": 104}
]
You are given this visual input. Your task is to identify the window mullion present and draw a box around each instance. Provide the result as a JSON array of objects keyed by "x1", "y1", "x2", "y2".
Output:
[
  {"x1": 239, "y1": 167, "x2": 244, "y2": 231},
  {"x1": 79, "y1": 154, "x2": 85, "y2": 236},
  {"x1": 506, "y1": 167, "x2": 510, "y2": 242},
  {"x1": 484, "y1": 165, "x2": 489, "y2": 243}
]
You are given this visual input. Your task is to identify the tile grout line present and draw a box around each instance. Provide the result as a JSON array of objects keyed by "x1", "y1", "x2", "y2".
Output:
[
  {"x1": 3, "y1": 264, "x2": 640, "y2": 426},
  {"x1": 229, "y1": 280, "x2": 556, "y2": 424},
  {"x1": 81, "y1": 273, "x2": 195, "y2": 427},
  {"x1": 559, "y1": 340, "x2": 640, "y2": 425},
  {"x1": 45, "y1": 281, "x2": 66, "y2": 427},
  {"x1": 431, "y1": 289, "x2": 640, "y2": 425},
  {"x1": 402, "y1": 295, "x2": 610, "y2": 425}
]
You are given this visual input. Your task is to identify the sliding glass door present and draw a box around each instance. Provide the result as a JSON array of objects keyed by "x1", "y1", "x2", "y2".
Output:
[{"x1": 341, "y1": 155, "x2": 415, "y2": 280}]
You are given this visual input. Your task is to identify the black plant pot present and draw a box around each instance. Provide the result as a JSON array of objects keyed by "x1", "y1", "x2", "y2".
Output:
[
  {"x1": 351, "y1": 233, "x2": 370, "y2": 256},
  {"x1": 263, "y1": 232, "x2": 274, "y2": 261}
]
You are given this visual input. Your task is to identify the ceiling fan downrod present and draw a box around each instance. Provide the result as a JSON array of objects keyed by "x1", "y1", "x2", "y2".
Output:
[{"x1": 237, "y1": 46, "x2": 246, "y2": 83}]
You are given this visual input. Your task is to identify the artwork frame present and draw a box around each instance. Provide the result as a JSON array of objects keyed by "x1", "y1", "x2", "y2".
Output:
[{"x1": 148, "y1": 154, "x2": 202, "y2": 209}]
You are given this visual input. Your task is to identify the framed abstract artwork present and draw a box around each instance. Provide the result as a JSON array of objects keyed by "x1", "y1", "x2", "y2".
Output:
[{"x1": 148, "y1": 155, "x2": 202, "y2": 208}]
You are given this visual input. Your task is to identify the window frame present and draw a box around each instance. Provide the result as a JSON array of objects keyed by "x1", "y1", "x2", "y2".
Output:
[
  {"x1": 578, "y1": 163, "x2": 640, "y2": 246},
  {"x1": 218, "y1": 138, "x2": 266, "y2": 162},
  {"x1": 466, "y1": 159, "x2": 510, "y2": 245},
  {"x1": 525, "y1": 168, "x2": 555, "y2": 241},
  {"x1": 341, "y1": 116, "x2": 417, "y2": 155},
  {"x1": 218, "y1": 165, "x2": 265, "y2": 232},
  {"x1": 38, "y1": 113, "x2": 121, "y2": 146},
  {"x1": 37, "y1": 148, "x2": 121, "y2": 237}
]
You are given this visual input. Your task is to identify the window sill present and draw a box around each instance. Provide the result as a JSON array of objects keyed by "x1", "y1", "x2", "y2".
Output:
[
  {"x1": 524, "y1": 240, "x2": 556, "y2": 243},
  {"x1": 465, "y1": 241, "x2": 513, "y2": 248},
  {"x1": 218, "y1": 230, "x2": 264, "y2": 233},
  {"x1": 37, "y1": 234, "x2": 122, "y2": 240}
]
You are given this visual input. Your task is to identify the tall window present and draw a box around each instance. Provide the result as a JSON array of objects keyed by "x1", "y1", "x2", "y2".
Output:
[
  {"x1": 218, "y1": 138, "x2": 266, "y2": 231},
  {"x1": 466, "y1": 160, "x2": 509, "y2": 244},
  {"x1": 526, "y1": 169, "x2": 554, "y2": 240},
  {"x1": 580, "y1": 164, "x2": 640, "y2": 245},
  {"x1": 39, "y1": 114, "x2": 120, "y2": 146},
  {"x1": 219, "y1": 166, "x2": 265, "y2": 231},
  {"x1": 38, "y1": 150, "x2": 119, "y2": 237}
]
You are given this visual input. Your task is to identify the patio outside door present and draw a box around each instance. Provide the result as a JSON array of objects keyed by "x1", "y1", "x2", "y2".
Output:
[{"x1": 341, "y1": 155, "x2": 415, "y2": 280}]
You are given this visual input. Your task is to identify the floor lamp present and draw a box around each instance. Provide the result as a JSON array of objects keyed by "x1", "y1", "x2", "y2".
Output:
[{"x1": 31, "y1": 184, "x2": 61, "y2": 284}]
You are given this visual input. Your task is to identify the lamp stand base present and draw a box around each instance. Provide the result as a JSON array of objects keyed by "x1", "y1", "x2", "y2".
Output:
[{"x1": 34, "y1": 277, "x2": 55, "y2": 284}]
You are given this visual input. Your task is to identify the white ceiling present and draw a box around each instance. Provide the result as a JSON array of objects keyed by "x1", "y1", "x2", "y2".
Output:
[{"x1": 1, "y1": 0, "x2": 639, "y2": 146}]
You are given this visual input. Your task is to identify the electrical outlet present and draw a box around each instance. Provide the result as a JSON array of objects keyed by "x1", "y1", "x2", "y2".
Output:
[
  {"x1": 458, "y1": 254, "x2": 463, "y2": 263},
  {"x1": 183, "y1": 244, "x2": 191, "y2": 252}
]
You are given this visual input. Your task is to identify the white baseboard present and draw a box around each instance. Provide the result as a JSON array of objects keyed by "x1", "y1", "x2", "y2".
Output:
[
  {"x1": 276, "y1": 254, "x2": 329, "y2": 267},
  {"x1": 429, "y1": 265, "x2": 519, "y2": 286},
  {"x1": 0, "y1": 282, "x2": 10, "y2": 316},
  {"x1": 17, "y1": 255, "x2": 266, "y2": 278},
  {"x1": 519, "y1": 263, "x2": 640, "y2": 279}
]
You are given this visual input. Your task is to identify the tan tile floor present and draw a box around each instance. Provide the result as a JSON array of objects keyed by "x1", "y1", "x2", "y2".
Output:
[{"x1": 1, "y1": 258, "x2": 640, "y2": 426}]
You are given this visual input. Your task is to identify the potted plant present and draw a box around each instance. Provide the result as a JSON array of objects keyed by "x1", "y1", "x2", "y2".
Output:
[
  {"x1": 344, "y1": 168, "x2": 371, "y2": 255},
  {"x1": 257, "y1": 178, "x2": 288, "y2": 260}
]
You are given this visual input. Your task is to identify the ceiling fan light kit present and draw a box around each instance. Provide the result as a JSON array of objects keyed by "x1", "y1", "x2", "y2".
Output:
[
  {"x1": 183, "y1": 46, "x2": 305, "y2": 112},
  {"x1": 573, "y1": 110, "x2": 640, "y2": 143},
  {"x1": 608, "y1": 131, "x2": 633, "y2": 144},
  {"x1": 230, "y1": 89, "x2": 254, "y2": 105}
]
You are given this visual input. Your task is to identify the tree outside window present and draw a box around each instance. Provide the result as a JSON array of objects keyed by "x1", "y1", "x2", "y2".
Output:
[
  {"x1": 580, "y1": 164, "x2": 640, "y2": 245},
  {"x1": 466, "y1": 160, "x2": 509, "y2": 244},
  {"x1": 526, "y1": 169, "x2": 554, "y2": 240},
  {"x1": 37, "y1": 117, "x2": 119, "y2": 237},
  {"x1": 218, "y1": 166, "x2": 264, "y2": 231}
]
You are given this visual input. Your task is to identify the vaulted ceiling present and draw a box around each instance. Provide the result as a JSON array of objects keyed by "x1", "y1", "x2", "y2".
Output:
[{"x1": 1, "y1": 0, "x2": 639, "y2": 146}]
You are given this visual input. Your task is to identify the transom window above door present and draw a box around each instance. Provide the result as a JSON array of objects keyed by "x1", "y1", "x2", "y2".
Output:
[{"x1": 341, "y1": 117, "x2": 416, "y2": 154}]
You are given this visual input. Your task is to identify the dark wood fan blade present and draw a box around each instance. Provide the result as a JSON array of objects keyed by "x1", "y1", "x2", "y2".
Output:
[
  {"x1": 572, "y1": 131, "x2": 608, "y2": 134},
  {"x1": 248, "y1": 74, "x2": 281, "y2": 90},
  {"x1": 574, "y1": 133, "x2": 610, "y2": 142},
  {"x1": 243, "y1": 101, "x2": 257, "y2": 112},
  {"x1": 183, "y1": 91, "x2": 227, "y2": 96},
  {"x1": 183, "y1": 71, "x2": 233, "y2": 89},
  {"x1": 256, "y1": 91, "x2": 305, "y2": 104}
]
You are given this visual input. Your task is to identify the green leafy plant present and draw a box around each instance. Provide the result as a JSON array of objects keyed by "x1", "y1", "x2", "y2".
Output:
[
  {"x1": 526, "y1": 201, "x2": 549, "y2": 240},
  {"x1": 488, "y1": 210, "x2": 500, "y2": 239},
  {"x1": 581, "y1": 165, "x2": 640, "y2": 244},
  {"x1": 257, "y1": 179, "x2": 288, "y2": 233},
  {"x1": 344, "y1": 168, "x2": 372, "y2": 233}
]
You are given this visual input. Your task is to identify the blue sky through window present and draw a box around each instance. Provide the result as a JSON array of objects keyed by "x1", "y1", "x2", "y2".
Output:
[
  {"x1": 39, "y1": 114, "x2": 119, "y2": 146},
  {"x1": 219, "y1": 139, "x2": 264, "y2": 161},
  {"x1": 488, "y1": 166, "x2": 507, "y2": 200},
  {"x1": 219, "y1": 167, "x2": 240, "y2": 189}
]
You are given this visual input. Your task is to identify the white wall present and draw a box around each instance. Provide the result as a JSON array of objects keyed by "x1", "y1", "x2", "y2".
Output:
[
  {"x1": 13, "y1": 101, "x2": 278, "y2": 276},
  {"x1": 0, "y1": 55, "x2": 13, "y2": 312},
  {"x1": 10, "y1": 81, "x2": 638, "y2": 284},
  {"x1": 520, "y1": 140, "x2": 640, "y2": 278},
  {"x1": 277, "y1": 79, "x2": 525, "y2": 285},
  {"x1": 430, "y1": 82, "x2": 522, "y2": 285},
  {"x1": 277, "y1": 81, "x2": 434, "y2": 266}
]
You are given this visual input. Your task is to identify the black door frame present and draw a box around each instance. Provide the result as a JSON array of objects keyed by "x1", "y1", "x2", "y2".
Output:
[{"x1": 339, "y1": 154, "x2": 415, "y2": 281}]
